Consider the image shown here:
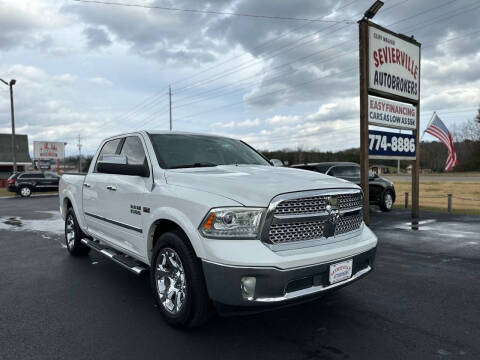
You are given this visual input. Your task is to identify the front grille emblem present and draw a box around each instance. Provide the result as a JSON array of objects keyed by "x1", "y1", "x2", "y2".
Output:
[{"x1": 324, "y1": 196, "x2": 341, "y2": 238}]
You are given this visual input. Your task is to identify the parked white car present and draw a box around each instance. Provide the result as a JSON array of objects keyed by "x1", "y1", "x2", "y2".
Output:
[{"x1": 59, "y1": 131, "x2": 377, "y2": 327}]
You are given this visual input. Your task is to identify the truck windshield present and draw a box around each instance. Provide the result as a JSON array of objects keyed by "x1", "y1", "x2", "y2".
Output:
[
  {"x1": 149, "y1": 134, "x2": 270, "y2": 169},
  {"x1": 150, "y1": 134, "x2": 271, "y2": 169}
]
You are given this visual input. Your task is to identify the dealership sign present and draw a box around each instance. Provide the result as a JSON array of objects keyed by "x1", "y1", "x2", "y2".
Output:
[
  {"x1": 33, "y1": 141, "x2": 66, "y2": 159},
  {"x1": 368, "y1": 129, "x2": 416, "y2": 160},
  {"x1": 368, "y1": 95, "x2": 416, "y2": 130},
  {"x1": 369, "y1": 26, "x2": 420, "y2": 102}
]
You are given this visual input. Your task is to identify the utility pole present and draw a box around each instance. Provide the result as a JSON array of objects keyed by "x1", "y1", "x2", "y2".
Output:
[
  {"x1": 169, "y1": 85, "x2": 172, "y2": 131},
  {"x1": 1, "y1": 78, "x2": 17, "y2": 173},
  {"x1": 77, "y1": 134, "x2": 82, "y2": 172}
]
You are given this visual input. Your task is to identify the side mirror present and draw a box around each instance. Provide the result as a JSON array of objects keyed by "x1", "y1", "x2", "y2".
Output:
[
  {"x1": 97, "y1": 155, "x2": 150, "y2": 177},
  {"x1": 269, "y1": 159, "x2": 284, "y2": 167}
]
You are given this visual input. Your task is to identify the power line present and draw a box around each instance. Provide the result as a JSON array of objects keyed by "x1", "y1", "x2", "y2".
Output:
[
  {"x1": 171, "y1": 1, "x2": 480, "y2": 110},
  {"x1": 174, "y1": 0, "x2": 456, "y2": 96},
  {"x1": 171, "y1": 0, "x2": 410, "y2": 94},
  {"x1": 169, "y1": 0, "x2": 366, "y2": 88},
  {"x1": 88, "y1": 0, "x2": 477, "y2": 135},
  {"x1": 113, "y1": 24, "x2": 480, "y2": 134},
  {"x1": 387, "y1": 0, "x2": 459, "y2": 28},
  {"x1": 172, "y1": 23, "x2": 480, "y2": 126},
  {"x1": 170, "y1": 0, "x2": 409, "y2": 91},
  {"x1": 403, "y1": 1, "x2": 480, "y2": 36},
  {"x1": 71, "y1": 0, "x2": 355, "y2": 23},
  {"x1": 99, "y1": 0, "x2": 406, "y2": 125},
  {"x1": 71, "y1": 2, "x2": 362, "y2": 129},
  {"x1": 175, "y1": 67, "x2": 359, "y2": 122},
  {"x1": 173, "y1": 22, "x2": 354, "y2": 94},
  {"x1": 97, "y1": 0, "x2": 465, "y2": 132},
  {"x1": 93, "y1": 94, "x2": 167, "y2": 133},
  {"x1": 173, "y1": 47, "x2": 358, "y2": 110}
]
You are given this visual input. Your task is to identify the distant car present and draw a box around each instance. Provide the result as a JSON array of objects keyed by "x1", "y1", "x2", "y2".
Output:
[
  {"x1": 7, "y1": 171, "x2": 60, "y2": 197},
  {"x1": 291, "y1": 162, "x2": 396, "y2": 211}
]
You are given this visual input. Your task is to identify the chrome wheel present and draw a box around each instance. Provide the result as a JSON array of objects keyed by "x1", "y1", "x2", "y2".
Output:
[
  {"x1": 155, "y1": 248, "x2": 187, "y2": 314},
  {"x1": 20, "y1": 187, "x2": 31, "y2": 197},
  {"x1": 66, "y1": 214, "x2": 76, "y2": 249},
  {"x1": 384, "y1": 192, "x2": 393, "y2": 210}
]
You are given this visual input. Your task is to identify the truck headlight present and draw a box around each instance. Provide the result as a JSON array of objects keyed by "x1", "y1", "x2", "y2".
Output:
[{"x1": 199, "y1": 207, "x2": 265, "y2": 239}]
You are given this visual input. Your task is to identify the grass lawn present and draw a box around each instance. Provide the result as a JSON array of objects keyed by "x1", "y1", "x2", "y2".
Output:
[{"x1": 392, "y1": 181, "x2": 480, "y2": 215}]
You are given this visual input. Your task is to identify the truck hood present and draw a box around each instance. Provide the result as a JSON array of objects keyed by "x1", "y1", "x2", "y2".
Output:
[{"x1": 165, "y1": 165, "x2": 359, "y2": 207}]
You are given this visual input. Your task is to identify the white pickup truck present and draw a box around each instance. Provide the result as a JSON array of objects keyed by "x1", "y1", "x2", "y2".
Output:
[{"x1": 60, "y1": 131, "x2": 377, "y2": 327}]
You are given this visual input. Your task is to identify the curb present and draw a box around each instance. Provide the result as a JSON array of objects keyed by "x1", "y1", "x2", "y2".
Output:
[{"x1": 0, "y1": 193, "x2": 59, "y2": 200}]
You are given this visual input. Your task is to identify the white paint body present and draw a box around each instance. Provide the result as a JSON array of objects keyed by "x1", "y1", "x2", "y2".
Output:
[{"x1": 59, "y1": 131, "x2": 377, "y2": 270}]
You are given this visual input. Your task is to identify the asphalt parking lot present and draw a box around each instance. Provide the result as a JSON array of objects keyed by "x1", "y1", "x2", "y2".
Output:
[{"x1": 0, "y1": 196, "x2": 479, "y2": 360}]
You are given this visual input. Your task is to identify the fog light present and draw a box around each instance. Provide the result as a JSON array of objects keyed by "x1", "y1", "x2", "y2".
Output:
[{"x1": 241, "y1": 276, "x2": 256, "y2": 300}]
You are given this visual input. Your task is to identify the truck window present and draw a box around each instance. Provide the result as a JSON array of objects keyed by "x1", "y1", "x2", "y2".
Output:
[
  {"x1": 329, "y1": 166, "x2": 360, "y2": 177},
  {"x1": 21, "y1": 173, "x2": 44, "y2": 179},
  {"x1": 95, "y1": 138, "x2": 122, "y2": 171},
  {"x1": 149, "y1": 134, "x2": 270, "y2": 169},
  {"x1": 119, "y1": 136, "x2": 147, "y2": 166},
  {"x1": 314, "y1": 165, "x2": 331, "y2": 174}
]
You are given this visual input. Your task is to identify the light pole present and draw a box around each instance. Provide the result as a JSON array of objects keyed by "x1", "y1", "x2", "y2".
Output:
[{"x1": 1, "y1": 78, "x2": 17, "y2": 173}]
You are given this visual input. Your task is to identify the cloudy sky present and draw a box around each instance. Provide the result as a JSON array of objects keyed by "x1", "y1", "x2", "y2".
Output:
[{"x1": 0, "y1": 0, "x2": 479, "y2": 156}]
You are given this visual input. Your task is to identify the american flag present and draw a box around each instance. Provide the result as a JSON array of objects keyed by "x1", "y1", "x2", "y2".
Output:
[{"x1": 423, "y1": 113, "x2": 458, "y2": 171}]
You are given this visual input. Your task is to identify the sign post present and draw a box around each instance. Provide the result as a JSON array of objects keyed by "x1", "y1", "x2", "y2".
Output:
[
  {"x1": 358, "y1": 18, "x2": 421, "y2": 228},
  {"x1": 359, "y1": 20, "x2": 370, "y2": 225}
]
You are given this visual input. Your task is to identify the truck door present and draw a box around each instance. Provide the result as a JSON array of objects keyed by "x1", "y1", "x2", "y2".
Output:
[
  {"x1": 106, "y1": 135, "x2": 151, "y2": 257},
  {"x1": 83, "y1": 138, "x2": 123, "y2": 245}
]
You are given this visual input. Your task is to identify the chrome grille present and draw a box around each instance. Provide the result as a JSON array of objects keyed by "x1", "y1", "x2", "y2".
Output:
[
  {"x1": 335, "y1": 212, "x2": 363, "y2": 236},
  {"x1": 337, "y1": 193, "x2": 363, "y2": 210},
  {"x1": 269, "y1": 220, "x2": 325, "y2": 244},
  {"x1": 264, "y1": 190, "x2": 363, "y2": 247},
  {"x1": 275, "y1": 196, "x2": 327, "y2": 215},
  {"x1": 275, "y1": 192, "x2": 362, "y2": 216}
]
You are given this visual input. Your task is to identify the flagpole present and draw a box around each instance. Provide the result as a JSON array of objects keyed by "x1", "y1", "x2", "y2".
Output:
[{"x1": 420, "y1": 111, "x2": 435, "y2": 141}]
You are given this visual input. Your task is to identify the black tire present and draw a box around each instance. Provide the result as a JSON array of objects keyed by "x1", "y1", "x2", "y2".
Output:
[
  {"x1": 150, "y1": 230, "x2": 213, "y2": 328},
  {"x1": 379, "y1": 190, "x2": 394, "y2": 212},
  {"x1": 65, "y1": 208, "x2": 90, "y2": 256},
  {"x1": 18, "y1": 186, "x2": 32, "y2": 197}
]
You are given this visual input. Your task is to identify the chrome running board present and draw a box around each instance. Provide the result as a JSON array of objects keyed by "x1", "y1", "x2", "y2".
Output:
[{"x1": 81, "y1": 238, "x2": 148, "y2": 275}]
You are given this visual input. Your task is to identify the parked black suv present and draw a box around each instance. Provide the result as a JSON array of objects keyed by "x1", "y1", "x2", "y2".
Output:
[
  {"x1": 291, "y1": 162, "x2": 396, "y2": 211},
  {"x1": 7, "y1": 171, "x2": 60, "y2": 197}
]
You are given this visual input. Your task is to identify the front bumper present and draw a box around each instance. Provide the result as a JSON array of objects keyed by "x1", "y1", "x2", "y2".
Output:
[{"x1": 202, "y1": 246, "x2": 376, "y2": 307}]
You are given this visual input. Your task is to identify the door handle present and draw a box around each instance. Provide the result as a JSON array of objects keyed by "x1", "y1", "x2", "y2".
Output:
[
  {"x1": 83, "y1": 183, "x2": 91, "y2": 188},
  {"x1": 106, "y1": 185, "x2": 117, "y2": 191}
]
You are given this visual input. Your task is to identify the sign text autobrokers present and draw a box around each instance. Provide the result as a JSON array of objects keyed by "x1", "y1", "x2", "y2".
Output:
[
  {"x1": 368, "y1": 95, "x2": 416, "y2": 130},
  {"x1": 369, "y1": 26, "x2": 420, "y2": 102}
]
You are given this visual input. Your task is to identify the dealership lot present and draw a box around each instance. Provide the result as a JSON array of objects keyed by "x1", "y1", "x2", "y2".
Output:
[{"x1": 0, "y1": 196, "x2": 479, "y2": 360}]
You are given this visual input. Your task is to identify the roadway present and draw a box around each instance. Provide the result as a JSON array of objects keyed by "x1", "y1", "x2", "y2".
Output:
[{"x1": 0, "y1": 195, "x2": 478, "y2": 359}]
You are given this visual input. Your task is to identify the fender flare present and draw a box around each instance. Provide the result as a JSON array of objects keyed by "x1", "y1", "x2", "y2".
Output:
[
  {"x1": 60, "y1": 190, "x2": 88, "y2": 233},
  {"x1": 145, "y1": 207, "x2": 206, "y2": 264}
]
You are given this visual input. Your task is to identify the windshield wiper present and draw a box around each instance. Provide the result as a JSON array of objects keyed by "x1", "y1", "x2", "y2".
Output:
[{"x1": 169, "y1": 162, "x2": 218, "y2": 169}]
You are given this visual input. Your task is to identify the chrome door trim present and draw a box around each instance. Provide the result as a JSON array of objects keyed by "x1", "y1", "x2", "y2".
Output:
[{"x1": 84, "y1": 211, "x2": 142, "y2": 233}]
